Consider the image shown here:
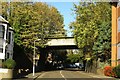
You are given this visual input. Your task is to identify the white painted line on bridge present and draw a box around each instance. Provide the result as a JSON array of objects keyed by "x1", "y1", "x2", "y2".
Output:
[{"x1": 60, "y1": 70, "x2": 67, "y2": 80}]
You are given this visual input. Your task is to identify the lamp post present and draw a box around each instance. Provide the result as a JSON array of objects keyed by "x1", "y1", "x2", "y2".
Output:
[{"x1": 33, "y1": 39, "x2": 41, "y2": 76}]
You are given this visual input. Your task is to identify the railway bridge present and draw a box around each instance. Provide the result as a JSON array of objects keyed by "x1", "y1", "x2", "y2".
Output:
[{"x1": 45, "y1": 37, "x2": 78, "y2": 49}]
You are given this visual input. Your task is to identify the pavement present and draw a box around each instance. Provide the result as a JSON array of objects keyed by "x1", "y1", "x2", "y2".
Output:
[
  {"x1": 78, "y1": 71, "x2": 119, "y2": 79},
  {"x1": 24, "y1": 71, "x2": 44, "y2": 79},
  {"x1": 23, "y1": 70, "x2": 119, "y2": 80}
]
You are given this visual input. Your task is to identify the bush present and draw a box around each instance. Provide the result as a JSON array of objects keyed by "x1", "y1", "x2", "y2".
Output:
[
  {"x1": 104, "y1": 66, "x2": 116, "y2": 77},
  {"x1": 113, "y1": 64, "x2": 120, "y2": 78},
  {"x1": 3, "y1": 59, "x2": 16, "y2": 69},
  {"x1": 98, "y1": 62, "x2": 110, "y2": 69}
]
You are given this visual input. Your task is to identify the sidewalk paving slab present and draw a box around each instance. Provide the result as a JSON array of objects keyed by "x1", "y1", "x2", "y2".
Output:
[
  {"x1": 79, "y1": 71, "x2": 120, "y2": 80},
  {"x1": 25, "y1": 72, "x2": 43, "y2": 79}
]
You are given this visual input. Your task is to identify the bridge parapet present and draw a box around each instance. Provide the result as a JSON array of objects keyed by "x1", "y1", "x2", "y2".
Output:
[{"x1": 45, "y1": 38, "x2": 76, "y2": 46}]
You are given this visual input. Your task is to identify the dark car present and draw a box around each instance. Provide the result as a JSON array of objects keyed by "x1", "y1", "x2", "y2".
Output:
[
  {"x1": 65, "y1": 64, "x2": 77, "y2": 68},
  {"x1": 56, "y1": 64, "x2": 64, "y2": 69}
]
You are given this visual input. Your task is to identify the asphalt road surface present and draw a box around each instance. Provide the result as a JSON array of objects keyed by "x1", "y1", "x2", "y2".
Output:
[
  {"x1": 36, "y1": 70, "x2": 104, "y2": 80},
  {"x1": 14, "y1": 69, "x2": 116, "y2": 80}
]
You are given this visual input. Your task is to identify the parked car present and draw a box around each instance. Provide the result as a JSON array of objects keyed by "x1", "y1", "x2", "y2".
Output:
[
  {"x1": 65, "y1": 64, "x2": 77, "y2": 68},
  {"x1": 75, "y1": 63, "x2": 84, "y2": 69},
  {"x1": 56, "y1": 64, "x2": 64, "y2": 69}
]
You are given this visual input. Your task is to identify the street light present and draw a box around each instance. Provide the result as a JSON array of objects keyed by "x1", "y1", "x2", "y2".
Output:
[{"x1": 33, "y1": 39, "x2": 41, "y2": 76}]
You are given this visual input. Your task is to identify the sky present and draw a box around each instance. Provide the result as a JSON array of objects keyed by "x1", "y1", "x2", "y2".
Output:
[{"x1": 47, "y1": 2, "x2": 78, "y2": 37}]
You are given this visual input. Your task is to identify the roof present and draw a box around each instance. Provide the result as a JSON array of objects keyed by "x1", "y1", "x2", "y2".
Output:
[
  {"x1": 0, "y1": 15, "x2": 9, "y2": 23},
  {"x1": 0, "y1": 15, "x2": 11, "y2": 27}
]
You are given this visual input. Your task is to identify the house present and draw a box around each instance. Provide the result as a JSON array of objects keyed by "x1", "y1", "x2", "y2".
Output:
[{"x1": 0, "y1": 15, "x2": 14, "y2": 67}]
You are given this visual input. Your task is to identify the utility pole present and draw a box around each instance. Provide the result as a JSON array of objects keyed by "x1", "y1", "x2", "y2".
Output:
[{"x1": 33, "y1": 39, "x2": 41, "y2": 76}]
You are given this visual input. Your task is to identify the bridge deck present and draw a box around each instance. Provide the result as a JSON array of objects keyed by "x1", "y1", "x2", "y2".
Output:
[{"x1": 45, "y1": 37, "x2": 76, "y2": 47}]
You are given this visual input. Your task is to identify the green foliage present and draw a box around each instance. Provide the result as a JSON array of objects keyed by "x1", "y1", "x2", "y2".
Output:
[
  {"x1": 98, "y1": 62, "x2": 110, "y2": 69},
  {"x1": 3, "y1": 59, "x2": 16, "y2": 69},
  {"x1": 92, "y1": 21, "x2": 111, "y2": 59},
  {"x1": 113, "y1": 64, "x2": 120, "y2": 78},
  {"x1": 66, "y1": 53, "x2": 80, "y2": 63},
  {"x1": 70, "y1": 2, "x2": 111, "y2": 62},
  {"x1": 2, "y1": 2, "x2": 66, "y2": 54}
]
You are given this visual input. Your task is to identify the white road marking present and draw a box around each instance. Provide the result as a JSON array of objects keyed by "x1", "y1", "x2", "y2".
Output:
[{"x1": 60, "y1": 70, "x2": 67, "y2": 80}]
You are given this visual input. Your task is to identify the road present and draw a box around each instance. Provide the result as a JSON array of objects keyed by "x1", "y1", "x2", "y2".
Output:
[
  {"x1": 36, "y1": 69, "x2": 102, "y2": 80},
  {"x1": 14, "y1": 69, "x2": 116, "y2": 80}
]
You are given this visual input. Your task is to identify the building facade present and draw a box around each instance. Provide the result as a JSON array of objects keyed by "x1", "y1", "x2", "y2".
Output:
[{"x1": 0, "y1": 16, "x2": 14, "y2": 67}]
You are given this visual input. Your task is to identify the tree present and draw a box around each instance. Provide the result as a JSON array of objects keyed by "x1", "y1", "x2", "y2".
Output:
[
  {"x1": 66, "y1": 53, "x2": 80, "y2": 64},
  {"x1": 2, "y1": 2, "x2": 66, "y2": 68},
  {"x1": 2, "y1": 2, "x2": 66, "y2": 51},
  {"x1": 70, "y1": 2, "x2": 111, "y2": 71},
  {"x1": 92, "y1": 21, "x2": 111, "y2": 62}
]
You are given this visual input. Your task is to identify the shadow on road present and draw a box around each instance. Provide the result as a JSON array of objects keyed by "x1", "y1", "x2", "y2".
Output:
[
  {"x1": 64, "y1": 68, "x2": 84, "y2": 71},
  {"x1": 43, "y1": 68, "x2": 83, "y2": 72},
  {"x1": 13, "y1": 70, "x2": 30, "y2": 79}
]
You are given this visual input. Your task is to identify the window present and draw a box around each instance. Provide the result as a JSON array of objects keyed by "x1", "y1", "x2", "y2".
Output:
[
  {"x1": 118, "y1": 17, "x2": 120, "y2": 32},
  {"x1": 8, "y1": 32, "x2": 11, "y2": 44},
  {"x1": 0, "y1": 48, "x2": 3, "y2": 53},
  {"x1": 6, "y1": 53, "x2": 9, "y2": 59},
  {"x1": 0, "y1": 25, "x2": 5, "y2": 38},
  {"x1": 118, "y1": 44, "x2": 120, "y2": 60},
  {"x1": 5, "y1": 52, "x2": 10, "y2": 60},
  {"x1": 118, "y1": 17, "x2": 120, "y2": 43},
  {"x1": 0, "y1": 25, "x2": 5, "y2": 53}
]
